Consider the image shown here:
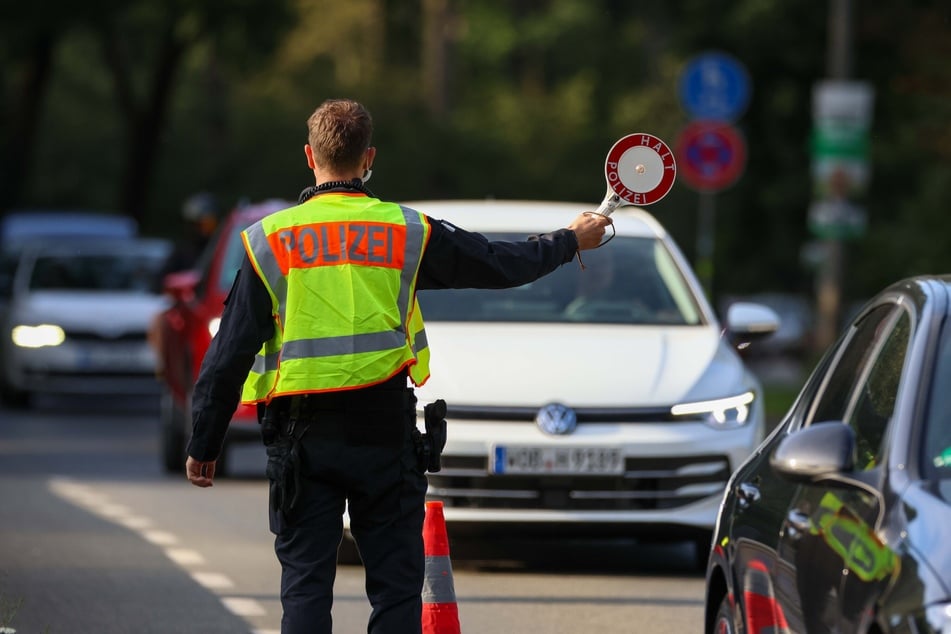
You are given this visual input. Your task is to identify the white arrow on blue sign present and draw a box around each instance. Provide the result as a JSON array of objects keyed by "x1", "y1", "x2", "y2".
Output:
[{"x1": 678, "y1": 51, "x2": 751, "y2": 122}]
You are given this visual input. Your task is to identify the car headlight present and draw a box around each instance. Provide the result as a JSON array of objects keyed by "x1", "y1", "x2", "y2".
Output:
[
  {"x1": 208, "y1": 317, "x2": 221, "y2": 337},
  {"x1": 670, "y1": 391, "x2": 755, "y2": 429},
  {"x1": 913, "y1": 602, "x2": 951, "y2": 632},
  {"x1": 11, "y1": 324, "x2": 66, "y2": 348}
]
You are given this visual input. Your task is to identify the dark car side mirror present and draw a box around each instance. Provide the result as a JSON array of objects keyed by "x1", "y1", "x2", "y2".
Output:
[
  {"x1": 162, "y1": 269, "x2": 201, "y2": 303},
  {"x1": 770, "y1": 421, "x2": 856, "y2": 483},
  {"x1": 725, "y1": 301, "x2": 781, "y2": 349}
]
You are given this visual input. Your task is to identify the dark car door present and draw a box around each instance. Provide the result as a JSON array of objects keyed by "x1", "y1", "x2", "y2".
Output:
[
  {"x1": 726, "y1": 345, "x2": 839, "y2": 631},
  {"x1": 774, "y1": 303, "x2": 910, "y2": 633}
]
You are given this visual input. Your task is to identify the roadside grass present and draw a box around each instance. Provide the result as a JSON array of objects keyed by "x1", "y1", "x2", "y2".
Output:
[{"x1": 762, "y1": 382, "x2": 801, "y2": 432}]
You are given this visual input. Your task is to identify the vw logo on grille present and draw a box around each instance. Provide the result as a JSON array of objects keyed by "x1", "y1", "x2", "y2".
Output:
[{"x1": 535, "y1": 403, "x2": 577, "y2": 435}]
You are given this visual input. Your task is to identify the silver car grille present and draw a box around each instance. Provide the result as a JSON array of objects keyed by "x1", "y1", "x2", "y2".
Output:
[
  {"x1": 426, "y1": 453, "x2": 731, "y2": 511},
  {"x1": 425, "y1": 405, "x2": 731, "y2": 511}
]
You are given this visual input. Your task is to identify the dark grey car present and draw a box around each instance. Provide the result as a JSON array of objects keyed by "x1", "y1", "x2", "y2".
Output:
[{"x1": 705, "y1": 275, "x2": 951, "y2": 633}]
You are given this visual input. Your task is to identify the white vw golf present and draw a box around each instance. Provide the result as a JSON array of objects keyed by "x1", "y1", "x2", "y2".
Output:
[{"x1": 403, "y1": 200, "x2": 778, "y2": 562}]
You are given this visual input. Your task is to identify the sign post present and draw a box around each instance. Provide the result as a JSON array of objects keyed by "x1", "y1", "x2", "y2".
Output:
[
  {"x1": 808, "y1": 80, "x2": 874, "y2": 240},
  {"x1": 809, "y1": 78, "x2": 874, "y2": 351}
]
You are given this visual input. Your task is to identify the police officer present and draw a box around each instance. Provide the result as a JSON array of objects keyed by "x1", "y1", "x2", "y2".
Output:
[
  {"x1": 185, "y1": 98, "x2": 611, "y2": 634},
  {"x1": 160, "y1": 191, "x2": 221, "y2": 279}
]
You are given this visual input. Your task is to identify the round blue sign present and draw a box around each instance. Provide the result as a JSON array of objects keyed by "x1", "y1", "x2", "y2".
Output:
[{"x1": 679, "y1": 52, "x2": 751, "y2": 122}]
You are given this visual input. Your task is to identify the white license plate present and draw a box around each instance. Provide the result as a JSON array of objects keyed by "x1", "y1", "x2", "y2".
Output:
[
  {"x1": 77, "y1": 346, "x2": 148, "y2": 370},
  {"x1": 491, "y1": 446, "x2": 624, "y2": 475}
]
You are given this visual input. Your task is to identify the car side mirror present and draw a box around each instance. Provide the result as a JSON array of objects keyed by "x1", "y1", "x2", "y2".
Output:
[
  {"x1": 770, "y1": 421, "x2": 855, "y2": 483},
  {"x1": 725, "y1": 301, "x2": 780, "y2": 349},
  {"x1": 162, "y1": 269, "x2": 200, "y2": 303}
]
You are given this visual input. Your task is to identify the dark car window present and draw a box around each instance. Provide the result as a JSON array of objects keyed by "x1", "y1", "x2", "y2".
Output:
[
  {"x1": 28, "y1": 247, "x2": 170, "y2": 294},
  {"x1": 844, "y1": 310, "x2": 911, "y2": 470},
  {"x1": 808, "y1": 304, "x2": 897, "y2": 427},
  {"x1": 0, "y1": 253, "x2": 16, "y2": 298},
  {"x1": 215, "y1": 220, "x2": 254, "y2": 294}
]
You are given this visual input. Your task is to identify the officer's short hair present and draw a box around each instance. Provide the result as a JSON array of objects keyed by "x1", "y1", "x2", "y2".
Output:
[{"x1": 307, "y1": 99, "x2": 373, "y2": 172}]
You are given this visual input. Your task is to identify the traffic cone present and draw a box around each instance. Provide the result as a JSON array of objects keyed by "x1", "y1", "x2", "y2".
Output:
[
  {"x1": 421, "y1": 501, "x2": 461, "y2": 634},
  {"x1": 743, "y1": 559, "x2": 790, "y2": 634}
]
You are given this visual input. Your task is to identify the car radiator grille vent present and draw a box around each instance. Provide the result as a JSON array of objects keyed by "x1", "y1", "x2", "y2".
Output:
[
  {"x1": 445, "y1": 405, "x2": 687, "y2": 423},
  {"x1": 65, "y1": 331, "x2": 147, "y2": 342},
  {"x1": 426, "y1": 454, "x2": 732, "y2": 511}
]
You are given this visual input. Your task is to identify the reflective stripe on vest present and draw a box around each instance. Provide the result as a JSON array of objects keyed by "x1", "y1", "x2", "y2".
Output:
[{"x1": 240, "y1": 195, "x2": 430, "y2": 401}]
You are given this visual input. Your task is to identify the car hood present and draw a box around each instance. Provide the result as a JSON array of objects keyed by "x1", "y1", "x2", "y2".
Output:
[
  {"x1": 10, "y1": 291, "x2": 170, "y2": 333},
  {"x1": 415, "y1": 322, "x2": 750, "y2": 407}
]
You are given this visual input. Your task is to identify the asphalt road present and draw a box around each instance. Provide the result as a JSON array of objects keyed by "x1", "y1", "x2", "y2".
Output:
[{"x1": 0, "y1": 394, "x2": 706, "y2": 633}]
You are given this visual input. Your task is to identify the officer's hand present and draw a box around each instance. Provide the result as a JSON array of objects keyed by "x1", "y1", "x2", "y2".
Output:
[
  {"x1": 186, "y1": 456, "x2": 216, "y2": 488},
  {"x1": 567, "y1": 212, "x2": 613, "y2": 251}
]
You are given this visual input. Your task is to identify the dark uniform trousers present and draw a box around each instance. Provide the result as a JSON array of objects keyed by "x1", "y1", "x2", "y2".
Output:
[{"x1": 267, "y1": 374, "x2": 427, "y2": 634}]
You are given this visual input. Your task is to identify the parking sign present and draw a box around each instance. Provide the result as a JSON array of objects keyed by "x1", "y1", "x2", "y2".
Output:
[{"x1": 679, "y1": 52, "x2": 751, "y2": 122}]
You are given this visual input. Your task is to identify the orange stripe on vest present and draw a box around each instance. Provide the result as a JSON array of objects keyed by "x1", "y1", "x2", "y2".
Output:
[{"x1": 268, "y1": 221, "x2": 407, "y2": 274}]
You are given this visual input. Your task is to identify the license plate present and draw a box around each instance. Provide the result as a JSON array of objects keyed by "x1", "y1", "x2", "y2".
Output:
[
  {"x1": 77, "y1": 345, "x2": 149, "y2": 370},
  {"x1": 491, "y1": 446, "x2": 623, "y2": 475}
]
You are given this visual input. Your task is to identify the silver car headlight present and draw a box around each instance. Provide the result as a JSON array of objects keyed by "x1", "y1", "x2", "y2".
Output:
[
  {"x1": 911, "y1": 602, "x2": 951, "y2": 632},
  {"x1": 670, "y1": 391, "x2": 755, "y2": 429},
  {"x1": 11, "y1": 324, "x2": 66, "y2": 348}
]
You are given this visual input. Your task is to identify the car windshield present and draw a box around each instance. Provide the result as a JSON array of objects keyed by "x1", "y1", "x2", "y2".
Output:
[
  {"x1": 218, "y1": 221, "x2": 254, "y2": 293},
  {"x1": 28, "y1": 246, "x2": 169, "y2": 294},
  {"x1": 418, "y1": 234, "x2": 703, "y2": 325}
]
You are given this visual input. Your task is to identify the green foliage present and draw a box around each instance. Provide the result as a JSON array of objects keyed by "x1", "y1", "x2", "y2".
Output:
[{"x1": 2, "y1": 0, "x2": 950, "y2": 306}]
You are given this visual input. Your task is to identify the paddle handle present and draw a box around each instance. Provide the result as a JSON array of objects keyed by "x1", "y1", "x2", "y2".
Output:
[{"x1": 595, "y1": 189, "x2": 623, "y2": 217}]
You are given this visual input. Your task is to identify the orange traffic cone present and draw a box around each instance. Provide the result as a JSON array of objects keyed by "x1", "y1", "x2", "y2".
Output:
[
  {"x1": 743, "y1": 559, "x2": 790, "y2": 634},
  {"x1": 422, "y1": 501, "x2": 461, "y2": 634}
]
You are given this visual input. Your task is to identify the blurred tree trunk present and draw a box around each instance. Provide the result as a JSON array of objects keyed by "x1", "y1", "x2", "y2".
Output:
[
  {"x1": 98, "y1": 18, "x2": 186, "y2": 224},
  {"x1": 0, "y1": 33, "x2": 56, "y2": 213},
  {"x1": 422, "y1": 0, "x2": 454, "y2": 118}
]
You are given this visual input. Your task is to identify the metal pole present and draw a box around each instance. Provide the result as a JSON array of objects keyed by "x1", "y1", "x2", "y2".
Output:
[
  {"x1": 814, "y1": 0, "x2": 853, "y2": 351},
  {"x1": 696, "y1": 191, "x2": 716, "y2": 298}
]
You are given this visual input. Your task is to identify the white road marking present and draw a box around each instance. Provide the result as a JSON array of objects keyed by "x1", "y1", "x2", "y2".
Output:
[
  {"x1": 96, "y1": 503, "x2": 132, "y2": 518},
  {"x1": 48, "y1": 477, "x2": 269, "y2": 631},
  {"x1": 221, "y1": 597, "x2": 267, "y2": 617},
  {"x1": 192, "y1": 571, "x2": 235, "y2": 589},
  {"x1": 143, "y1": 530, "x2": 179, "y2": 546},
  {"x1": 118, "y1": 515, "x2": 153, "y2": 530},
  {"x1": 166, "y1": 548, "x2": 206, "y2": 565}
]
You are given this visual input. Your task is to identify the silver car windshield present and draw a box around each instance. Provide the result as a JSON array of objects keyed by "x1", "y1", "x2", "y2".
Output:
[{"x1": 419, "y1": 234, "x2": 703, "y2": 325}]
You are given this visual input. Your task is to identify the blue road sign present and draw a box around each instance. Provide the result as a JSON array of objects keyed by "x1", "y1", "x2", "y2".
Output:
[{"x1": 679, "y1": 52, "x2": 751, "y2": 122}]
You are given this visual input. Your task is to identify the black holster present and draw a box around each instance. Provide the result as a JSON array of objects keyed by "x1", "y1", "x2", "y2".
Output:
[
  {"x1": 262, "y1": 400, "x2": 306, "y2": 517},
  {"x1": 413, "y1": 399, "x2": 447, "y2": 473}
]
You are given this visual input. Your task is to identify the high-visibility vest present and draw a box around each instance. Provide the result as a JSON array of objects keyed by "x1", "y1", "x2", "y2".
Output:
[
  {"x1": 811, "y1": 491, "x2": 897, "y2": 582},
  {"x1": 239, "y1": 193, "x2": 432, "y2": 403}
]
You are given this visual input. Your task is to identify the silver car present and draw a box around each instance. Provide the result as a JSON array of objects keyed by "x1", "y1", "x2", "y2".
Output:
[{"x1": 0, "y1": 237, "x2": 171, "y2": 407}]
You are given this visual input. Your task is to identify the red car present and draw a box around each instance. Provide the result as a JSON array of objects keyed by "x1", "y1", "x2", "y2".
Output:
[{"x1": 154, "y1": 199, "x2": 292, "y2": 474}]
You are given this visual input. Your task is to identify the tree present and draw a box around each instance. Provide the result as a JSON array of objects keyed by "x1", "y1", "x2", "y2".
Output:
[
  {"x1": 88, "y1": 0, "x2": 294, "y2": 222},
  {"x1": 0, "y1": 4, "x2": 90, "y2": 213}
]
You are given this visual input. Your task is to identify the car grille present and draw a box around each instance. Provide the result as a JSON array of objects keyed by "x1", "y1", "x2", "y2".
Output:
[
  {"x1": 64, "y1": 330, "x2": 147, "y2": 342},
  {"x1": 446, "y1": 404, "x2": 685, "y2": 423},
  {"x1": 427, "y1": 453, "x2": 732, "y2": 511}
]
